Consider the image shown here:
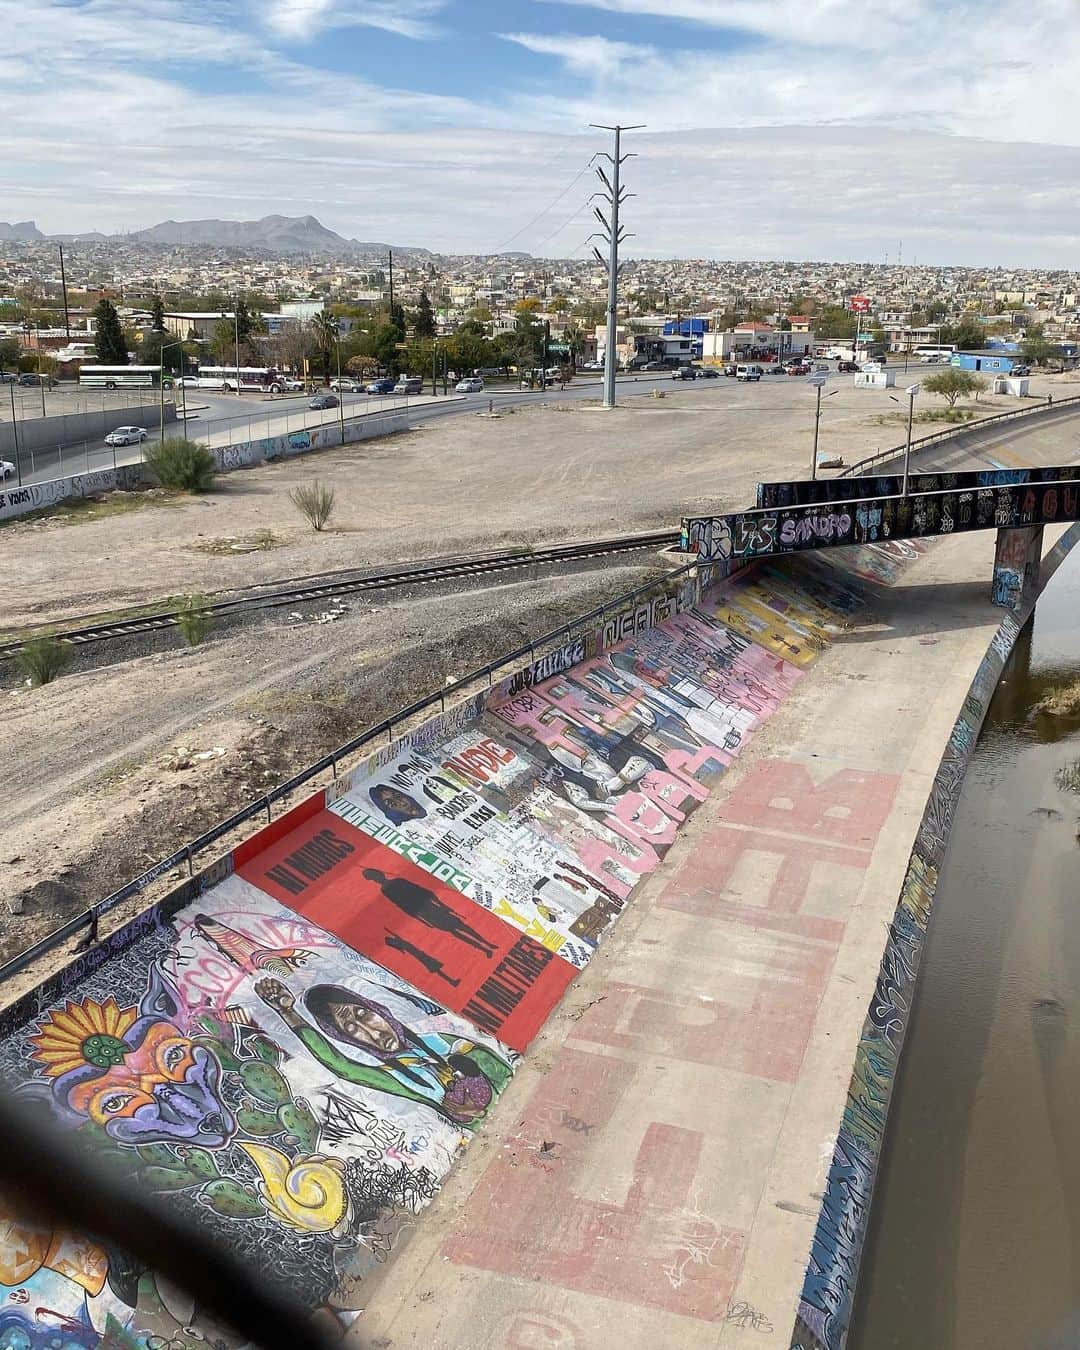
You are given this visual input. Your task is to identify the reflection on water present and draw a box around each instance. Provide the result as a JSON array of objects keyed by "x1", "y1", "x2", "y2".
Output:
[{"x1": 849, "y1": 544, "x2": 1080, "y2": 1350}]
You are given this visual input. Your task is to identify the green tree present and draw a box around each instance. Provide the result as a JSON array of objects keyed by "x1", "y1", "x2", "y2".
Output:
[
  {"x1": 562, "y1": 324, "x2": 586, "y2": 369},
  {"x1": 371, "y1": 321, "x2": 405, "y2": 374},
  {"x1": 413, "y1": 289, "x2": 436, "y2": 338},
  {"x1": 467, "y1": 303, "x2": 493, "y2": 324},
  {"x1": 140, "y1": 329, "x2": 184, "y2": 373},
  {"x1": 149, "y1": 292, "x2": 165, "y2": 332},
  {"x1": 815, "y1": 306, "x2": 857, "y2": 340},
  {"x1": 923, "y1": 368, "x2": 987, "y2": 407},
  {"x1": 309, "y1": 311, "x2": 340, "y2": 383},
  {"x1": 1021, "y1": 335, "x2": 1056, "y2": 369},
  {"x1": 235, "y1": 296, "x2": 262, "y2": 344},
  {"x1": 0, "y1": 337, "x2": 20, "y2": 372},
  {"x1": 93, "y1": 299, "x2": 128, "y2": 364},
  {"x1": 210, "y1": 320, "x2": 238, "y2": 365},
  {"x1": 938, "y1": 322, "x2": 983, "y2": 351}
]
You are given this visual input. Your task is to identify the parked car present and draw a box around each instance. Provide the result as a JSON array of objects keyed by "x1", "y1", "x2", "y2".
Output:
[
  {"x1": 837, "y1": 360, "x2": 860, "y2": 373},
  {"x1": 393, "y1": 376, "x2": 423, "y2": 395},
  {"x1": 640, "y1": 360, "x2": 668, "y2": 372},
  {"x1": 697, "y1": 366, "x2": 721, "y2": 378},
  {"x1": 0, "y1": 372, "x2": 16, "y2": 383},
  {"x1": 580, "y1": 360, "x2": 604, "y2": 371},
  {"x1": 786, "y1": 363, "x2": 811, "y2": 376},
  {"x1": 309, "y1": 393, "x2": 339, "y2": 409},
  {"x1": 365, "y1": 377, "x2": 396, "y2": 395},
  {"x1": 671, "y1": 366, "x2": 698, "y2": 380},
  {"x1": 455, "y1": 377, "x2": 484, "y2": 393},
  {"x1": 723, "y1": 363, "x2": 738, "y2": 377},
  {"x1": 736, "y1": 364, "x2": 763, "y2": 381},
  {"x1": 0, "y1": 458, "x2": 15, "y2": 480},
  {"x1": 1009, "y1": 363, "x2": 1031, "y2": 376},
  {"x1": 329, "y1": 378, "x2": 362, "y2": 393},
  {"x1": 104, "y1": 425, "x2": 148, "y2": 446}
]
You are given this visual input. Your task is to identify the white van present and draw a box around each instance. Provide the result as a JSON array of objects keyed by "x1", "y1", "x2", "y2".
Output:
[{"x1": 736, "y1": 364, "x2": 763, "y2": 381}]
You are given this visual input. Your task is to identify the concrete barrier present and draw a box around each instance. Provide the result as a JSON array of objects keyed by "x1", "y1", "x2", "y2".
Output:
[
  {"x1": 0, "y1": 409, "x2": 410, "y2": 522},
  {"x1": 0, "y1": 401, "x2": 174, "y2": 458},
  {"x1": 0, "y1": 464, "x2": 143, "y2": 521}
]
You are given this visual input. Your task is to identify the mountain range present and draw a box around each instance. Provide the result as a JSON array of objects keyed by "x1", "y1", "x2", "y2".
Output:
[{"x1": 0, "y1": 214, "x2": 432, "y2": 256}]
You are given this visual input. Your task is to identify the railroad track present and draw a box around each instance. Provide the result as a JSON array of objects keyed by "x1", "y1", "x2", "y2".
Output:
[{"x1": 0, "y1": 530, "x2": 681, "y2": 658}]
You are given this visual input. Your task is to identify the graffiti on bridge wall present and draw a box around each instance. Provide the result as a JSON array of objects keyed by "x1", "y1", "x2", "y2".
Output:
[
  {"x1": 689, "y1": 476, "x2": 1080, "y2": 562},
  {"x1": 756, "y1": 464, "x2": 1080, "y2": 510}
]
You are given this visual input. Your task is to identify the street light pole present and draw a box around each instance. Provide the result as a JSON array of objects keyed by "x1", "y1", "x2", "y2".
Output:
[
  {"x1": 902, "y1": 382, "x2": 920, "y2": 496},
  {"x1": 234, "y1": 295, "x2": 243, "y2": 398},
  {"x1": 812, "y1": 380, "x2": 823, "y2": 479},
  {"x1": 9, "y1": 381, "x2": 22, "y2": 485},
  {"x1": 160, "y1": 340, "x2": 187, "y2": 442},
  {"x1": 336, "y1": 339, "x2": 345, "y2": 445}
]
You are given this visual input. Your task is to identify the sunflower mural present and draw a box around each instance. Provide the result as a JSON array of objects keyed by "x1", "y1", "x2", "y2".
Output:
[{"x1": 25, "y1": 969, "x2": 346, "y2": 1237}]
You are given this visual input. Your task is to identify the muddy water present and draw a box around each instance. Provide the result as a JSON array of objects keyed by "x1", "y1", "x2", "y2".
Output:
[{"x1": 849, "y1": 544, "x2": 1080, "y2": 1350}]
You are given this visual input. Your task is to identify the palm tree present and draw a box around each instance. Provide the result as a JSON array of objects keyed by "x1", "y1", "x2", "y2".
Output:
[
  {"x1": 309, "y1": 311, "x2": 340, "y2": 385},
  {"x1": 563, "y1": 324, "x2": 586, "y2": 371}
]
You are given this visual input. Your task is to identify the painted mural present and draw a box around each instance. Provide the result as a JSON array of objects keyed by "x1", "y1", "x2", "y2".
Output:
[{"x1": 0, "y1": 531, "x2": 941, "y2": 1350}]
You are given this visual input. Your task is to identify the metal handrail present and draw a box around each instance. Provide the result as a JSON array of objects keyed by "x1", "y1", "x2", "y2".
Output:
[
  {"x1": 0, "y1": 561, "x2": 697, "y2": 984},
  {"x1": 839, "y1": 393, "x2": 1080, "y2": 478}
]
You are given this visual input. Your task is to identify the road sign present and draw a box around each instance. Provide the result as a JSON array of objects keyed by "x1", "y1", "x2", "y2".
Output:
[{"x1": 807, "y1": 373, "x2": 828, "y2": 387}]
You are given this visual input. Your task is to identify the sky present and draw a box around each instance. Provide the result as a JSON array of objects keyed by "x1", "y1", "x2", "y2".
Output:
[{"x1": 4, "y1": 0, "x2": 1080, "y2": 266}]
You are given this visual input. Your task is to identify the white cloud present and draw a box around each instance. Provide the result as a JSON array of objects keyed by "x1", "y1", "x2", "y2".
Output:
[
  {"x1": 261, "y1": 0, "x2": 447, "y2": 41},
  {"x1": 500, "y1": 31, "x2": 654, "y2": 78}
]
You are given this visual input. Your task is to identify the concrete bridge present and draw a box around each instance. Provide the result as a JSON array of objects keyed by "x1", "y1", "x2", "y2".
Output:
[{"x1": 684, "y1": 464, "x2": 1080, "y2": 614}]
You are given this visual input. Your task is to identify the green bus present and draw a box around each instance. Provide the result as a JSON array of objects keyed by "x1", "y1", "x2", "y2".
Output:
[{"x1": 79, "y1": 364, "x2": 162, "y2": 389}]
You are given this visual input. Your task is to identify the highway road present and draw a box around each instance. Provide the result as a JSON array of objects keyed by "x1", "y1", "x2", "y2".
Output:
[{"x1": 9, "y1": 373, "x2": 709, "y2": 485}]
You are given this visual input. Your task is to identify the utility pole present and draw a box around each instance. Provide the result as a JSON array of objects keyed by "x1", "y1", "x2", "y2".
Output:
[
  {"x1": 234, "y1": 294, "x2": 242, "y2": 397},
  {"x1": 58, "y1": 244, "x2": 70, "y2": 338},
  {"x1": 388, "y1": 249, "x2": 395, "y2": 321},
  {"x1": 589, "y1": 122, "x2": 644, "y2": 409}
]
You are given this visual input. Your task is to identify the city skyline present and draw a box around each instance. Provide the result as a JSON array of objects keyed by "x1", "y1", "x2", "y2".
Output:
[{"x1": 4, "y1": 1, "x2": 1080, "y2": 266}]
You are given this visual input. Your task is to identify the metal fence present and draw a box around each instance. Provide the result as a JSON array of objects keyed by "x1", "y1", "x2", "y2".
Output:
[
  {"x1": 5, "y1": 391, "x2": 428, "y2": 484},
  {"x1": 839, "y1": 393, "x2": 1080, "y2": 478}
]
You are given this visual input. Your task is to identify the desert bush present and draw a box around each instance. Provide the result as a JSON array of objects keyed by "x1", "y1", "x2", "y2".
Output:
[
  {"x1": 16, "y1": 636, "x2": 70, "y2": 686},
  {"x1": 176, "y1": 594, "x2": 215, "y2": 646},
  {"x1": 144, "y1": 438, "x2": 216, "y2": 492},
  {"x1": 290, "y1": 481, "x2": 336, "y2": 531}
]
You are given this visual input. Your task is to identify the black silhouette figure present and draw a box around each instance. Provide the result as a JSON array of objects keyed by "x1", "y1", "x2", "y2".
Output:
[
  {"x1": 362, "y1": 868, "x2": 497, "y2": 956},
  {"x1": 384, "y1": 931, "x2": 462, "y2": 987}
]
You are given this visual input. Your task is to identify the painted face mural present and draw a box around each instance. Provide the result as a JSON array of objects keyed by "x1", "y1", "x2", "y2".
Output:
[{"x1": 30, "y1": 995, "x2": 233, "y2": 1147}]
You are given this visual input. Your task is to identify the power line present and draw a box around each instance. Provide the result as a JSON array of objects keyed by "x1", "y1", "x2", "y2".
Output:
[
  {"x1": 532, "y1": 199, "x2": 594, "y2": 255},
  {"x1": 488, "y1": 162, "x2": 593, "y2": 254}
]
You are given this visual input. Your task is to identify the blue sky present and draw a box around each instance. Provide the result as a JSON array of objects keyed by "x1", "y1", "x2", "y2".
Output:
[{"x1": 4, "y1": 0, "x2": 1080, "y2": 265}]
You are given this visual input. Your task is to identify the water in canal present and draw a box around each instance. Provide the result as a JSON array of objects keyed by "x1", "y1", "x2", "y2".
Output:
[{"x1": 849, "y1": 543, "x2": 1080, "y2": 1350}]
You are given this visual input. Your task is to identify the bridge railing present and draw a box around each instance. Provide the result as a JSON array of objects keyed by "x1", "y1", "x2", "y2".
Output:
[{"x1": 839, "y1": 393, "x2": 1080, "y2": 478}]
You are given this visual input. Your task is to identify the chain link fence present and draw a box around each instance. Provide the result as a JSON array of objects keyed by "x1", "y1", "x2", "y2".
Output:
[{"x1": 4, "y1": 390, "x2": 429, "y2": 486}]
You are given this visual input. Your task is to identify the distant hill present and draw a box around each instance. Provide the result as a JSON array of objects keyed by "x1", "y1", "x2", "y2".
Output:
[
  {"x1": 0, "y1": 221, "x2": 45, "y2": 241},
  {"x1": 0, "y1": 213, "x2": 432, "y2": 257}
]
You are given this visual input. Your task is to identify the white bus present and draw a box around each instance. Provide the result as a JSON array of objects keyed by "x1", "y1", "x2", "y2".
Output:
[
  {"x1": 79, "y1": 364, "x2": 161, "y2": 389},
  {"x1": 912, "y1": 344, "x2": 957, "y2": 363},
  {"x1": 182, "y1": 366, "x2": 298, "y2": 393}
]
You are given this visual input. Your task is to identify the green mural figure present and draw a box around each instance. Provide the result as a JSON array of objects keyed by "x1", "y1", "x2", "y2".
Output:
[{"x1": 254, "y1": 978, "x2": 510, "y2": 1129}]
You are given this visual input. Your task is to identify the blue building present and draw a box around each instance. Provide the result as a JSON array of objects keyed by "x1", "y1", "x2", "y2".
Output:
[{"x1": 951, "y1": 351, "x2": 1023, "y2": 373}]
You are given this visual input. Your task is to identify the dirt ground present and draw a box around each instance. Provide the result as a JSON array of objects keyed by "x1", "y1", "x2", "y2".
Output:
[
  {"x1": 0, "y1": 563, "x2": 667, "y2": 962},
  {"x1": 5, "y1": 370, "x2": 1074, "y2": 631}
]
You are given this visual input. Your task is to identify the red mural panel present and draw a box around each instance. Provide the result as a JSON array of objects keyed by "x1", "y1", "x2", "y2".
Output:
[
  {"x1": 237, "y1": 808, "x2": 576, "y2": 1051},
  {"x1": 445, "y1": 1046, "x2": 747, "y2": 1320}
]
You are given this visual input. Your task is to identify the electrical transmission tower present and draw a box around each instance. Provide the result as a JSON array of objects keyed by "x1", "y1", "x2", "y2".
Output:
[{"x1": 589, "y1": 123, "x2": 644, "y2": 409}]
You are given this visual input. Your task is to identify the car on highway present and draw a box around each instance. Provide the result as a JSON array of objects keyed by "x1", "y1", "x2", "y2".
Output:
[
  {"x1": 697, "y1": 366, "x2": 721, "y2": 378},
  {"x1": 393, "y1": 376, "x2": 424, "y2": 395},
  {"x1": 723, "y1": 363, "x2": 738, "y2": 377},
  {"x1": 671, "y1": 366, "x2": 698, "y2": 380},
  {"x1": 580, "y1": 360, "x2": 604, "y2": 371},
  {"x1": 455, "y1": 377, "x2": 484, "y2": 393},
  {"x1": 0, "y1": 458, "x2": 15, "y2": 480},
  {"x1": 736, "y1": 364, "x2": 763, "y2": 381},
  {"x1": 786, "y1": 362, "x2": 811, "y2": 376},
  {"x1": 309, "y1": 393, "x2": 339, "y2": 410},
  {"x1": 365, "y1": 377, "x2": 396, "y2": 395},
  {"x1": 104, "y1": 425, "x2": 148, "y2": 446},
  {"x1": 329, "y1": 378, "x2": 363, "y2": 393},
  {"x1": 837, "y1": 360, "x2": 860, "y2": 373}
]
